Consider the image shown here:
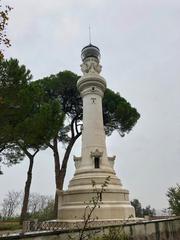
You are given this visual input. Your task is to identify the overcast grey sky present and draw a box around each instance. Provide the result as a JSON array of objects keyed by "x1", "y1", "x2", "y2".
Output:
[{"x1": 0, "y1": 0, "x2": 180, "y2": 211}]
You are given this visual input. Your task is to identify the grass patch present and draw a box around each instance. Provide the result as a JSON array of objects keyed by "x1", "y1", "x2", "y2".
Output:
[{"x1": 0, "y1": 221, "x2": 21, "y2": 231}]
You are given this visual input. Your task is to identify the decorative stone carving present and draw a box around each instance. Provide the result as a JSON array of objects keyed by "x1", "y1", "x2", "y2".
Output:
[
  {"x1": 74, "y1": 156, "x2": 82, "y2": 169},
  {"x1": 91, "y1": 97, "x2": 96, "y2": 104},
  {"x1": 81, "y1": 57, "x2": 102, "y2": 75},
  {"x1": 108, "y1": 156, "x2": 116, "y2": 169},
  {"x1": 90, "y1": 149, "x2": 103, "y2": 158}
]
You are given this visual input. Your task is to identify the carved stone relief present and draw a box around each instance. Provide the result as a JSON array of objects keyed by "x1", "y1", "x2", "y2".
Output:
[
  {"x1": 74, "y1": 156, "x2": 82, "y2": 169},
  {"x1": 81, "y1": 57, "x2": 102, "y2": 75}
]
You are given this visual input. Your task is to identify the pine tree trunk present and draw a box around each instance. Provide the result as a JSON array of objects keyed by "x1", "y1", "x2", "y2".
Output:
[
  {"x1": 59, "y1": 137, "x2": 77, "y2": 188},
  {"x1": 53, "y1": 133, "x2": 81, "y2": 219},
  {"x1": 20, "y1": 156, "x2": 34, "y2": 224},
  {"x1": 52, "y1": 137, "x2": 61, "y2": 219}
]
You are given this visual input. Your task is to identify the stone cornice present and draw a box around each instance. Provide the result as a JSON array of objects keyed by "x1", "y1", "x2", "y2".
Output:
[{"x1": 77, "y1": 74, "x2": 106, "y2": 97}]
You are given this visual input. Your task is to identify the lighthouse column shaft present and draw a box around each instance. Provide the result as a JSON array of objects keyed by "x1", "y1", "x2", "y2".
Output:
[
  {"x1": 76, "y1": 56, "x2": 112, "y2": 172},
  {"x1": 81, "y1": 91, "x2": 109, "y2": 169}
]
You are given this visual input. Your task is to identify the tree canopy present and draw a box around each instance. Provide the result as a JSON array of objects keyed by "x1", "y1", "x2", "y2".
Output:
[
  {"x1": 0, "y1": 58, "x2": 64, "y2": 162},
  {"x1": 167, "y1": 184, "x2": 180, "y2": 216},
  {"x1": 103, "y1": 88, "x2": 140, "y2": 136},
  {"x1": 0, "y1": 58, "x2": 65, "y2": 223},
  {"x1": 0, "y1": 58, "x2": 32, "y2": 163},
  {"x1": 131, "y1": 199, "x2": 156, "y2": 218},
  {"x1": 131, "y1": 199, "x2": 143, "y2": 217}
]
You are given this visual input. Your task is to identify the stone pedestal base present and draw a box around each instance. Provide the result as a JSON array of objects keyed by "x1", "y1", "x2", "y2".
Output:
[{"x1": 57, "y1": 188, "x2": 135, "y2": 220}]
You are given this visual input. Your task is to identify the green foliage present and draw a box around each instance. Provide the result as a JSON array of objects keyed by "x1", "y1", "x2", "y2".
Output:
[
  {"x1": 0, "y1": 58, "x2": 32, "y2": 140},
  {"x1": 36, "y1": 70, "x2": 82, "y2": 145},
  {"x1": 131, "y1": 199, "x2": 156, "y2": 217},
  {"x1": 36, "y1": 70, "x2": 82, "y2": 120},
  {"x1": 143, "y1": 205, "x2": 156, "y2": 217},
  {"x1": 28, "y1": 199, "x2": 54, "y2": 221},
  {"x1": 0, "y1": 58, "x2": 64, "y2": 158},
  {"x1": 0, "y1": 144, "x2": 24, "y2": 166},
  {"x1": 34, "y1": 71, "x2": 82, "y2": 148},
  {"x1": 0, "y1": 58, "x2": 32, "y2": 87},
  {"x1": 167, "y1": 184, "x2": 180, "y2": 216},
  {"x1": 103, "y1": 89, "x2": 140, "y2": 136},
  {"x1": 0, "y1": 221, "x2": 21, "y2": 231},
  {"x1": 131, "y1": 199, "x2": 143, "y2": 217},
  {"x1": 0, "y1": 58, "x2": 32, "y2": 165},
  {"x1": 0, "y1": 58, "x2": 32, "y2": 127},
  {"x1": 14, "y1": 84, "x2": 64, "y2": 149}
]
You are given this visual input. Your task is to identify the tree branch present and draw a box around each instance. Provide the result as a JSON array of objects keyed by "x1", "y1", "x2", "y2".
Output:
[
  {"x1": 75, "y1": 118, "x2": 79, "y2": 135},
  {"x1": 70, "y1": 116, "x2": 76, "y2": 138},
  {"x1": 32, "y1": 149, "x2": 39, "y2": 158},
  {"x1": 17, "y1": 142, "x2": 39, "y2": 159},
  {"x1": 0, "y1": 145, "x2": 6, "y2": 153},
  {"x1": 46, "y1": 142, "x2": 55, "y2": 150}
]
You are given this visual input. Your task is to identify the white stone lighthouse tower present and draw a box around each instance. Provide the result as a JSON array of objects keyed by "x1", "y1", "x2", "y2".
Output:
[{"x1": 57, "y1": 44, "x2": 135, "y2": 220}]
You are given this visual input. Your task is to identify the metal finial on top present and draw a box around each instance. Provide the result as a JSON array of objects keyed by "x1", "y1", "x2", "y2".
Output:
[
  {"x1": 89, "y1": 25, "x2": 91, "y2": 44},
  {"x1": 81, "y1": 28, "x2": 101, "y2": 62}
]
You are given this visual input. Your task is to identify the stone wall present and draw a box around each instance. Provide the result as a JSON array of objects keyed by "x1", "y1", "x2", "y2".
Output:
[
  {"x1": 0, "y1": 217, "x2": 180, "y2": 240},
  {"x1": 123, "y1": 218, "x2": 180, "y2": 240}
]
